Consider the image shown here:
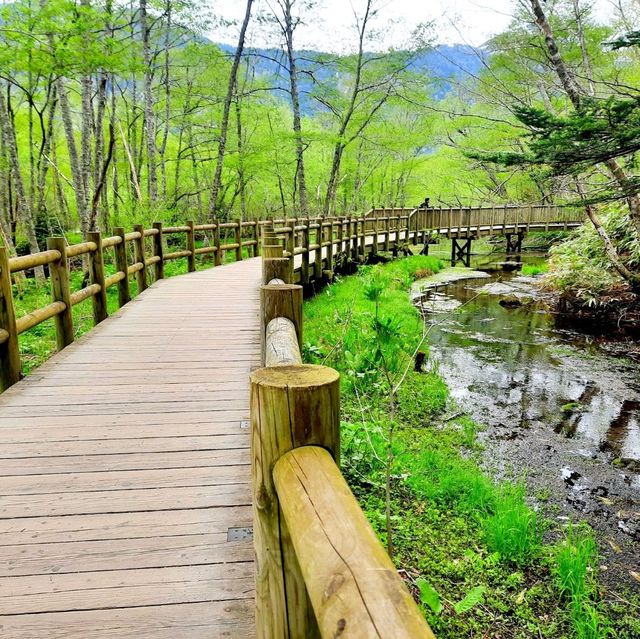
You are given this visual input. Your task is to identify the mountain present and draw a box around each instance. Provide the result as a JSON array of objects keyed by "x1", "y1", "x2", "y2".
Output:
[{"x1": 219, "y1": 43, "x2": 485, "y2": 112}]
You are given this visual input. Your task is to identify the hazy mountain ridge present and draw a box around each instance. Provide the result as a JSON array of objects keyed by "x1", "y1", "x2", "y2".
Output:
[{"x1": 219, "y1": 43, "x2": 485, "y2": 111}]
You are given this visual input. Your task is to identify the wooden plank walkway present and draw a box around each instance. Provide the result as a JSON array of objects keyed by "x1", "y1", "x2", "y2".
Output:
[{"x1": 0, "y1": 258, "x2": 262, "y2": 638}]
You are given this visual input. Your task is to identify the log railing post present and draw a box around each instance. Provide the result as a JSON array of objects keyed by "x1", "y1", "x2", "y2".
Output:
[
  {"x1": 252, "y1": 220, "x2": 259, "y2": 257},
  {"x1": 260, "y1": 283, "x2": 303, "y2": 360},
  {"x1": 213, "y1": 218, "x2": 222, "y2": 266},
  {"x1": 252, "y1": 218, "x2": 260, "y2": 257},
  {"x1": 371, "y1": 216, "x2": 378, "y2": 256},
  {"x1": 0, "y1": 247, "x2": 21, "y2": 391},
  {"x1": 350, "y1": 217, "x2": 358, "y2": 261},
  {"x1": 284, "y1": 222, "x2": 294, "y2": 264},
  {"x1": 133, "y1": 224, "x2": 148, "y2": 293},
  {"x1": 411, "y1": 211, "x2": 418, "y2": 245},
  {"x1": 113, "y1": 227, "x2": 131, "y2": 307},
  {"x1": 87, "y1": 231, "x2": 108, "y2": 325},
  {"x1": 47, "y1": 237, "x2": 74, "y2": 350},
  {"x1": 186, "y1": 220, "x2": 196, "y2": 272},
  {"x1": 234, "y1": 218, "x2": 243, "y2": 261},
  {"x1": 358, "y1": 217, "x2": 366, "y2": 260},
  {"x1": 153, "y1": 222, "x2": 165, "y2": 280},
  {"x1": 326, "y1": 219, "x2": 334, "y2": 275},
  {"x1": 263, "y1": 258, "x2": 292, "y2": 285},
  {"x1": 251, "y1": 362, "x2": 339, "y2": 639}
]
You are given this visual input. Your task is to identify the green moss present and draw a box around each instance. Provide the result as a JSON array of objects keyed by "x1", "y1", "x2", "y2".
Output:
[{"x1": 521, "y1": 261, "x2": 549, "y2": 276}]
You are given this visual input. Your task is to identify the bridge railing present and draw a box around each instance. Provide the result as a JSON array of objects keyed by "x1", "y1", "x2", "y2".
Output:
[
  {"x1": 252, "y1": 224, "x2": 435, "y2": 638},
  {"x1": 0, "y1": 218, "x2": 261, "y2": 392},
  {"x1": 407, "y1": 204, "x2": 584, "y2": 236}
]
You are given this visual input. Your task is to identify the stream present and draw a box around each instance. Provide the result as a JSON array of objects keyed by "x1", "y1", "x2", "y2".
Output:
[{"x1": 417, "y1": 255, "x2": 640, "y2": 587}]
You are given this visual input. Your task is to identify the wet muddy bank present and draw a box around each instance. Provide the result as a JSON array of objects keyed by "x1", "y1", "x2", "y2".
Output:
[{"x1": 416, "y1": 261, "x2": 640, "y2": 589}]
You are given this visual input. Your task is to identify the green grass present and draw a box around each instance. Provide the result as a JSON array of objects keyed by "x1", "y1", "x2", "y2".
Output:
[
  {"x1": 303, "y1": 254, "x2": 635, "y2": 638},
  {"x1": 554, "y1": 526, "x2": 610, "y2": 639},
  {"x1": 521, "y1": 261, "x2": 549, "y2": 276}
]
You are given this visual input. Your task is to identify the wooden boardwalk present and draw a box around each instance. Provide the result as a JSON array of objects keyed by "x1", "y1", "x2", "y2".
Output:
[{"x1": 0, "y1": 258, "x2": 262, "y2": 638}]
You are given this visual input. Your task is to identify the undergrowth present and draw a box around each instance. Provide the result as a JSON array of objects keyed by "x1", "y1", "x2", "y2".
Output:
[
  {"x1": 303, "y1": 254, "x2": 627, "y2": 638},
  {"x1": 546, "y1": 206, "x2": 640, "y2": 299}
]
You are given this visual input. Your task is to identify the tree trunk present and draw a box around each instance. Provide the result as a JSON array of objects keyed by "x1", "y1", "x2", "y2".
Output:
[
  {"x1": 234, "y1": 94, "x2": 247, "y2": 219},
  {"x1": 36, "y1": 83, "x2": 57, "y2": 220},
  {"x1": 208, "y1": 0, "x2": 254, "y2": 218},
  {"x1": 80, "y1": 0, "x2": 94, "y2": 225},
  {"x1": 140, "y1": 0, "x2": 157, "y2": 203},
  {"x1": 282, "y1": 0, "x2": 309, "y2": 216},
  {"x1": 58, "y1": 78, "x2": 90, "y2": 234},
  {"x1": 159, "y1": 0, "x2": 172, "y2": 201},
  {"x1": 0, "y1": 85, "x2": 44, "y2": 279}
]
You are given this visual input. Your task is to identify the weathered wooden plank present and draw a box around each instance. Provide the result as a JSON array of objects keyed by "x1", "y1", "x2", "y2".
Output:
[
  {"x1": 0, "y1": 399, "x2": 250, "y2": 417},
  {"x1": 0, "y1": 449, "x2": 250, "y2": 475},
  {"x1": 0, "y1": 600, "x2": 255, "y2": 639},
  {"x1": 0, "y1": 506, "x2": 252, "y2": 545},
  {"x1": 0, "y1": 533, "x2": 253, "y2": 577},
  {"x1": 1, "y1": 465, "x2": 250, "y2": 496},
  {"x1": 0, "y1": 410, "x2": 249, "y2": 430},
  {"x1": 0, "y1": 483, "x2": 252, "y2": 518},
  {"x1": 0, "y1": 389, "x2": 250, "y2": 407},
  {"x1": 0, "y1": 563, "x2": 254, "y2": 614}
]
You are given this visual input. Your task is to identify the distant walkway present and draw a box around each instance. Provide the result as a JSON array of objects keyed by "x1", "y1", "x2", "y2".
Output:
[{"x1": 0, "y1": 258, "x2": 261, "y2": 638}]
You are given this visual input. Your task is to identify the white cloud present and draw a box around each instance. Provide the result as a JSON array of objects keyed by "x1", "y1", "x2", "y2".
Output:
[{"x1": 209, "y1": 0, "x2": 615, "y2": 51}]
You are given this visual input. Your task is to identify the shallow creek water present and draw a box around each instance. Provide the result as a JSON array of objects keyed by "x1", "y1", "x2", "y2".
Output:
[{"x1": 418, "y1": 255, "x2": 640, "y2": 585}]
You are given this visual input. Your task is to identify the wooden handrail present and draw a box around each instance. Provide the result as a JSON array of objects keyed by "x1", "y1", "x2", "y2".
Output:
[
  {"x1": 274, "y1": 446, "x2": 436, "y2": 638},
  {"x1": 253, "y1": 235, "x2": 436, "y2": 638},
  {"x1": 0, "y1": 218, "x2": 266, "y2": 392}
]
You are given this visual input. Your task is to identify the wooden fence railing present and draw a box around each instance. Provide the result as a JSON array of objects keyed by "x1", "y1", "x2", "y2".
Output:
[
  {"x1": 251, "y1": 223, "x2": 435, "y2": 638},
  {"x1": 0, "y1": 218, "x2": 260, "y2": 392},
  {"x1": 366, "y1": 204, "x2": 584, "y2": 237},
  {"x1": 0, "y1": 213, "x2": 414, "y2": 392}
]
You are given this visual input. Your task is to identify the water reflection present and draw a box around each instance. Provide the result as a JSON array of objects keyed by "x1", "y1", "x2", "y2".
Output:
[{"x1": 424, "y1": 271, "x2": 640, "y2": 467}]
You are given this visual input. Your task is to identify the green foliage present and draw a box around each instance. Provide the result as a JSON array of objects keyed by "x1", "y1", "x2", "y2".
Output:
[
  {"x1": 453, "y1": 585, "x2": 486, "y2": 614},
  {"x1": 606, "y1": 31, "x2": 640, "y2": 50},
  {"x1": 553, "y1": 526, "x2": 610, "y2": 639},
  {"x1": 521, "y1": 261, "x2": 549, "y2": 276},
  {"x1": 546, "y1": 205, "x2": 640, "y2": 297},
  {"x1": 417, "y1": 579, "x2": 443, "y2": 615},
  {"x1": 482, "y1": 484, "x2": 543, "y2": 566},
  {"x1": 417, "y1": 580, "x2": 486, "y2": 616}
]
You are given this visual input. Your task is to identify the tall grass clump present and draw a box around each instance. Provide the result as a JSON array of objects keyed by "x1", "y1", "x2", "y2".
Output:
[
  {"x1": 482, "y1": 483, "x2": 543, "y2": 565},
  {"x1": 554, "y1": 526, "x2": 609, "y2": 639}
]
